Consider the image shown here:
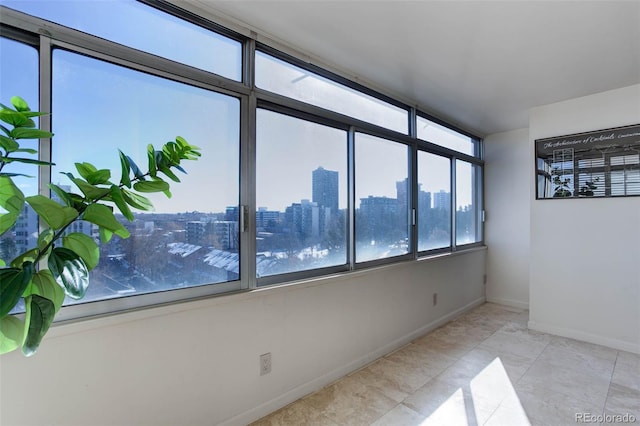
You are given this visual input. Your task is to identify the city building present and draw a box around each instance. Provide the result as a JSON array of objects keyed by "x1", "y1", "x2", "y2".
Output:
[
  {"x1": 433, "y1": 189, "x2": 451, "y2": 210},
  {"x1": 12, "y1": 205, "x2": 38, "y2": 254},
  {"x1": 312, "y1": 166, "x2": 339, "y2": 214},
  {"x1": 255, "y1": 207, "x2": 280, "y2": 230},
  {"x1": 1, "y1": 3, "x2": 638, "y2": 426}
]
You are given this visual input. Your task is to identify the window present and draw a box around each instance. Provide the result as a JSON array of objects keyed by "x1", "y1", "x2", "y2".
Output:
[
  {"x1": 355, "y1": 133, "x2": 410, "y2": 263},
  {"x1": 610, "y1": 153, "x2": 640, "y2": 195},
  {"x1": 1, "y1": 2, "x2": 484, "y2": 318},
  {"x1": 1, "y1": 36, "x2": 38, "y2": 312},
  {"x1": 256, "y1": 51, "x2": 408, "y2": 134},
  {"x1": 2, "y1": 0, "x2": 242, "y2": 80},
  {"x1": 418, "y1": 116, "x2": 476, "y2": 156},
  {"x1": 51, "y1": 50, "x2": 240, "y2": 304},
  {"x1": 0, "y1": 36, "x2": 39, "y2": 194},
  {"x1": 256, "y1": 109, "x2": 347, "y2": 280},
  {"x1": 455, "y1": 160, "x2": 481, "y2": 245},
  {"x1": 418, "y1": 152, "x2": 451, "y2": 251}
]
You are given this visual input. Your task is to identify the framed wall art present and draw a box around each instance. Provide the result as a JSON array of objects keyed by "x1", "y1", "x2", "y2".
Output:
[{"x1": 535, "y1": 124, "x2": 640, "y2": 199}]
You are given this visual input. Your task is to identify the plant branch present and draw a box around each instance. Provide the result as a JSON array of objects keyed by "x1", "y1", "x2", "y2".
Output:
[{"x1": 31, "y1": 170, "x2": 155, "y2": 266}]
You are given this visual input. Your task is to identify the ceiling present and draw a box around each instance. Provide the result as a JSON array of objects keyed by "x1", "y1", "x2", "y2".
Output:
[{"x1": 179, "y1": 0, "x2": 639, "y2": 137}]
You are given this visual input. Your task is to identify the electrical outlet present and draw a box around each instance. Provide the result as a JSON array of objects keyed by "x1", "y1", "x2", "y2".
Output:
[
  {"x1": 433, "y1": 292, "x2": 438, "y2": 306},
  {"x1": 260, "y1": 352, "x2": 272, "y2": 376}
]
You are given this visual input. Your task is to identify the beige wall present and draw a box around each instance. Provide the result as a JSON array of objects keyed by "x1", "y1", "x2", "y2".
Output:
[
  {"x1": 0, "y1": 249, "x2": 486, "y2": 425},
  {"x1": 528, "y1": 84, "x2": 640, "y2": 353},
  {"x1": 484, "y1": 127, "x2": 531, "y2": 309}
]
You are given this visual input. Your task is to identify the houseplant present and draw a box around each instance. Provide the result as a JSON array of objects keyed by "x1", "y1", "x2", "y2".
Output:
[{"x1": 0, "y1": 96, "x2": 200, "y2": 356}]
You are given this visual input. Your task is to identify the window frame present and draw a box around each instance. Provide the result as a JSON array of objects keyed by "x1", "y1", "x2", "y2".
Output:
[
  {"x1": 254, "y1": 103, "x2": 351, "y2": 287},
  {"x1": 0, "y1": 6, "x2": 252, "y2": 322},
  {"x1": 352, "y1": 129, "x2": 415, "y2": 268},
  {"x1": 0, "y1": 2, "x2": 485, "y2": 323},
  {"x1": 256, "y1": 43, "x2": 412, "y2": 136}
]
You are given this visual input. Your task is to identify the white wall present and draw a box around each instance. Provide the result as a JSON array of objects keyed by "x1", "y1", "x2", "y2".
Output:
[
  {"x1": 0, "y1": 249, "x2": 486, "y2": 425},
  {"x1": 484, "y1": 128, "x2": 531, "y2": 309},
  {"x1": 528, "y1": 84, "x2": 640, "y2": 353}
]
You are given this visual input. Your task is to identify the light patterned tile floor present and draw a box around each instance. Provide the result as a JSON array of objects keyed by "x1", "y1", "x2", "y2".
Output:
[{"x1": 251, "y1": 303, "x2": 640, "y2": 426}]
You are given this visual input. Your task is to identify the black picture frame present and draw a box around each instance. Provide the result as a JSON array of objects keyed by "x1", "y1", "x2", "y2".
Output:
[{"x1": 535, "y1": 124, "x2": 640, "y2": 199}]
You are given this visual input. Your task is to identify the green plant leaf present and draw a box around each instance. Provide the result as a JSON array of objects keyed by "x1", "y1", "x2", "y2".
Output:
[
  {"x1": 10, "y1": 248, "x2": 38, "y2": 268},
  {"x1": 2, "y1": 156, "x2": 52, "y2": 166},
  {"x1": 10, "y1": 96, "x2": 29, "y2": 112},
  {"x1": 147, "y1": 144, "x2": 157, "y2": 178},
  {"x1": 0, "y1": 315, "x2": 25, "y2": 355},
  {"x1": 110, "y1": 186, "x2": 134, "y2": 221},
  {"x1": 37, "y1": 228, "x2": 55, "y2": 254},
  {"x1": 24, "y1": 269, "x2": 65, "y2": 313},
  {"x1": 99, "y1": 227, "x2": 113, "y2": 244},
  {"x1": 0, "y1": 210, "x2": 20, "y2": 235},
  {"x1": 0, "y1": 176, "x2": 25, "y2": 234},
  {"x1": 48, "y1": 183, "x2": 73, "y2": 207},
  {"x1": 126, "y1": 155, "x2": 145, "y2": 180},
  {"x1": 75, "y1": 163, "x2": 111, "y2": 185},
  {"x1": 133, "y1": 180, "x2": 169, "y2": 193},
  {"x1": 10, "y1": 128, "x2": 53, "y2": 140},
  {"x1": 0, "y1": 173, "x2": 35, "y2": 178},
  {"x1": 22, "y1": 294, "x2": 56, "y2": 357},
  {"x1": 48, "y1": 247, "x2": 89, "y2": 299},
  {"x1": 62, "y1": 233, "x2": 99, "y2": 271},
  {"x1": 87, "y1": 169, "x2": 111, "y2": 185},
  {"x1": 0, "y1": 110, "x2": 30, "y2": 128},
  {"x1": 26, "y1": 195, "x2": 78, "y2": 230},
  {"x1": 74, "y1": 162, "x2": 97, "y2": 180},
  {"x1": 69, "y1": 177, "x2": 110, "y2": 201},
  {"x1": 0, "y1": 135, "x2": 19, "y2": 152},
  {"x1": 119, "y1": 150, "x2": 131, "y2": 188},
  {"x1": 122, "y1": 189, "x2": 154, "y2": 211},
  {"x1": 14, "y1": 147, "x2": 38, "y2": 154},
  {"x1": 158, "y1": 165, "x2": 180, "y2": 182},
  {"x1": 82, "y1": 203, "x2": 130, "y2": 239},
  {"x1": 0, "y1": 263, "x2": 34, "y2": 317}
]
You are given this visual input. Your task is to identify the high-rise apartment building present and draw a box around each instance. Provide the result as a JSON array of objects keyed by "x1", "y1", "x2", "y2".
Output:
[
  {"x1": 433, "y1": 190, "x2": 451, "y2": 210},
  {"x1": 312, "y1": 167, "x2": 339, "y2": 214}
]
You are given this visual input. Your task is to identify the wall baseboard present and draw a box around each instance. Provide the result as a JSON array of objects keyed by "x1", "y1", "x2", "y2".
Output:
[
  {"x1": 221, "y1": 296, "x2": 486, "y2": 426},
  {"x1": 486, "y1": 297, "x2": 529, "y2": 311},
  {"x1": 528, "y1": 320, "x2": 640, "y2": 354}
]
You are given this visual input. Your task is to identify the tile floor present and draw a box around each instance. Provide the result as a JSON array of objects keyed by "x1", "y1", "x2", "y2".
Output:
[{"x1": 251, "y1": 303, "x2": 640, "y2": 426}]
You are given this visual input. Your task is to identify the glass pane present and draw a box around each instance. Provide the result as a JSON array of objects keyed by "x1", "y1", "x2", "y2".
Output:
[
  {"x1": 256, "y1": 109, "x2": 347, "y2": 278},
  {"x1": 456, "y1": 160, "x2": 480, "y2": 245},
  {"x1": 256, "y1": 51, "x2": 408, "y2": 134},
  {"x1": 535, "y1": 125, "x2": 640, "y2": 199},
  {"x1": 3, "y1": 0, "x2": 242, "y2": 80},
  {"x1": 418, "y1": 116, "x2": 475, "y2": 156},
  {"x1": 52, "y1": 50, "x2": 240, "y2": 304},
  {"x1": 610, "y1": 153, "x2": 640, "y2": 196},
  {"x1": 417, "y1": 152, "x2": 451, "y2": 251},
  {"x1": 355, "y1": 133, "x2": 409, "y2": 262},
  {"x1": 1, "y1": 38, "x2": 38, "y2": 313}
]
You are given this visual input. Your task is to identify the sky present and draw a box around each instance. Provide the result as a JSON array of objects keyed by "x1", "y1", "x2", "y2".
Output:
[{"x1": 1, "y1": 0, "x2": 474, "y2": 214}]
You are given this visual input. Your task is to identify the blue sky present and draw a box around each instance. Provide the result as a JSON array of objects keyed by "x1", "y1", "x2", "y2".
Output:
[{"x1": 1, "y1": 0, "x2": 473, "y2": 214}]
